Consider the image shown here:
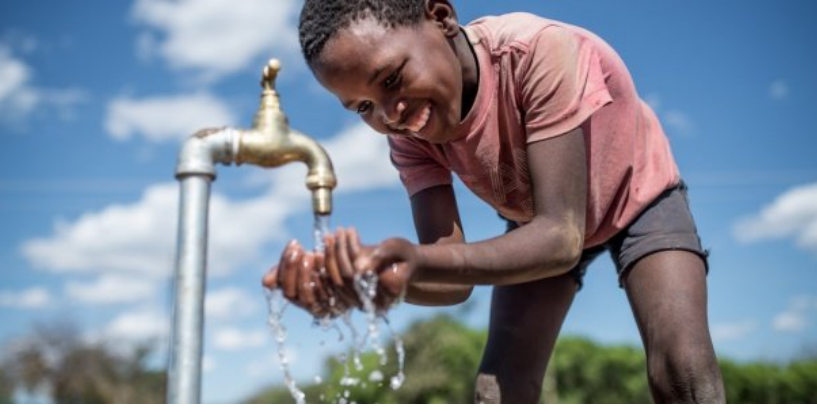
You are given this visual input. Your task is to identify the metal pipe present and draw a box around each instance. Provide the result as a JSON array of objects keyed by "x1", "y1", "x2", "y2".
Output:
[
  {"x1": 168, "y1": 128, "x2": 236, "y2": 404},
  {"x1": 168, "y1": 176, "x2": 211, "y2": 404},
  {"x1": 167, "y1": 59, "x2": 337, "y2": 403}
]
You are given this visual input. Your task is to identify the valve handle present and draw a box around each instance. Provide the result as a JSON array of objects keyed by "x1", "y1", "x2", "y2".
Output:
[{"x1": 261, "y1": 59, "x2": 281, "y2": 92}]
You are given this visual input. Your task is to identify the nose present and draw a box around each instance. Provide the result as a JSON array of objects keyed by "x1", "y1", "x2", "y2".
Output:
[{"x1": 381, "y1": 100, "x2": 407, "y2": 127}]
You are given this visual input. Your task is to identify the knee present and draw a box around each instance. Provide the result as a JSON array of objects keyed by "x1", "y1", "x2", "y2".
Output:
[
  {"x1": 474, "y1": 373, "x2": 501, "y2": 404},
  {"x1": 647, "y1": 343, "x2": 725, "y2": 403}
]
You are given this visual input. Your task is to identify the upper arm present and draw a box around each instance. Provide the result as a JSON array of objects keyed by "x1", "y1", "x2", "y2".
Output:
[
  {"x1": 518, "y1": 26, "x2": 606, "y2": 260},
  {"x1": 526, "y1": 124, "x2": 588, "y2": 263}
]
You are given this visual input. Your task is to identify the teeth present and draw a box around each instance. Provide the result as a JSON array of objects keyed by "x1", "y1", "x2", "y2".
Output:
[{"x1": 400, "y1": 105, "x2": 430, "y2": 133}]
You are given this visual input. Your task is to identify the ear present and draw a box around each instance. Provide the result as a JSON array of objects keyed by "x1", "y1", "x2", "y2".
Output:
[{"x1": 425, "y1": 0, "x2": 459, "y2": 38}]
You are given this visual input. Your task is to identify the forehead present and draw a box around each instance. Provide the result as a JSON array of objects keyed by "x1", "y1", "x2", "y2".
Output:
[{"x1": 316, "y1": 17, "x2": 417, "y2": 78}]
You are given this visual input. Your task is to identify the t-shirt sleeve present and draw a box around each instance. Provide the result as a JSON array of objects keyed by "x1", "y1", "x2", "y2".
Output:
[
  {"x1": 520, "y1": 25, "x2": 613, "y2": 142},
  {"x1": 387, "y1": 135, "x2": 452, "y2": 197}
]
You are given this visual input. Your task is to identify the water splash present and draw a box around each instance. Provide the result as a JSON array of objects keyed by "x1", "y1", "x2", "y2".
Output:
[
  {"x1": 263, "y1": 213, "x2": 408, "y2": 403},
  {"x1": 384, "y1": 318, "x2": 406, "y2": 390},
  {"x1": 264, "y1": 288, "x2": 305, "y2": 404},
  {"x1": 354, "y1": 272, "x2": 388, "y2": 366}
]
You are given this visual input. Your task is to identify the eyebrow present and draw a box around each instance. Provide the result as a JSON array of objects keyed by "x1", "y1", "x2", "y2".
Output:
[{"x1": 368, "y1": 65, "x2": 388, "y2": 87}]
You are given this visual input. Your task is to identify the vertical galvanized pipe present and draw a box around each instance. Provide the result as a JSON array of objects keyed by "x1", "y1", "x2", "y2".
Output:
[{"x1": 168, "y1": 175, "x2": 212, "y2": 404}]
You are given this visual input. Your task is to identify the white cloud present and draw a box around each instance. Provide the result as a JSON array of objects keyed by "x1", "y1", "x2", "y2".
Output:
[
  {"x1": 265, "y1": 122, "x2": 399, "y2": 198},
  {"x1": 769, "y1": 79, "x2": 789, "y2": 100},
  {"x1": 322, "y1": 123, "x2": 400, "y2": 194},
  {"x1": 206, "y1": 287, "x2": 259, "y2": 321},
  {"x1": 212, "y1": 327, "x2": 267, "y2": 351},
  {"x1": 711, "y1": 320, "x2": 757, "y2": 342},
  {"x1": 66, "y1": 274, "x2": 158, "y2": 305},
  {"x1": 131, "y1": 0, "x2": 300, "y2": 83},
  {"x1": 21, "y1": 182, "x2": 293, "y2": 280},
  {"x1": 644, "y1": 94, "x2": 661, "y2": 111},
  {"x1": 641, "y1": 93, "x2": 695, "y2": 138},
  {"x1": 203, "y1": 355, "x2": 216, "y2": 372},
  {"x1": 663, "y1": 109, "x2": 695, "y2": 137},
  {"x1": 773, "y1": 296, "x2": 816, "y2": 333},
  {"x1": 0, "y1": 45, "x2": 86, "y2": 126},
  {"x1": 21, "y1": 122, "x2": 398, "y2": 284},
  {"x1": 734, "y1": 182, "x2": 817, "y2": 253},
  {"x1": 105, "y1": 92, "x2": 236, "y2": 142},
  {"x1": 773, "y1": 312, "x2": 806, "y2": 332},
  {"x1": 103, "y1": 307, "x2": 169, "y2": 342},
  {"x1": 0, "y1": 287, "x2": 50, "y2": 309},
  {"x1": 21, "y1": 184, "x2": 180, "y2": 279}
]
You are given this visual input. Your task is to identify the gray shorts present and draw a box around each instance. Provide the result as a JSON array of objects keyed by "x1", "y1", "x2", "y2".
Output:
[{"x1": 503, "y1": 181, "x2": 709, "y2": 289}]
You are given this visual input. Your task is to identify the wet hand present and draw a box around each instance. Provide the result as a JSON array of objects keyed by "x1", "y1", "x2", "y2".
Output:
[
  {"x1": 353, "y1": 237, "x2": 416, "y2": 312},
  {"x1": 262, "y1": 240, "x2": 352, "y2": 318}
]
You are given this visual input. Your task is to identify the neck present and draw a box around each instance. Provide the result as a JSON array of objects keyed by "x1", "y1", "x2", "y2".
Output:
[{"x1": 454, "y1": 28, "x2": 479, "y2": 121}]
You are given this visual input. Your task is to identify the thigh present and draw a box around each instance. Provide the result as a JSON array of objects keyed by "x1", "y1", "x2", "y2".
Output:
[
  {"x1": 477, "y1": 273, "x2": 577, "y2": 403},
  {"x1": 622, "y1": 250, "x2": 724, "y2": 402},
  {"x1": 623, "y1": 250, "x2": 712, "y2": 350}
]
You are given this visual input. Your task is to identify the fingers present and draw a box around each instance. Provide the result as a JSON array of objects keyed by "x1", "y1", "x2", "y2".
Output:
[
  {"x1": 336, "y1": 228, "x2": 355, "y2": 278},
  {"x1": 348, "y1": 227, "x2": 362, "y2": 266},
  {"x1": 323, "y1": 235, "x2": 344, "y2": 287},
  {"x1": 262, "y1": 265, "x2": 279, "y2": 289},
  {"x1": 312, "y1": 253, "x2": 330, "y2": 303},
  {"x1": 297, "y1": 253, "x2": 317, "y2": 309},
  {"x1": 281, "y1": 241, "x2": 302, "y2": 300}
]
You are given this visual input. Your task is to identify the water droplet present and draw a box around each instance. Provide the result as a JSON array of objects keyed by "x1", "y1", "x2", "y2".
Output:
[{"x1": 368, "y1": 370, "x2": 384, "y2": 382}]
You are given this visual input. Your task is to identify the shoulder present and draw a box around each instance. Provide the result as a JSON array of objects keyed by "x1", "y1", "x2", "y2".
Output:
[{"x1": 466, "y1": 12, "x2": 578, "y2": 53}]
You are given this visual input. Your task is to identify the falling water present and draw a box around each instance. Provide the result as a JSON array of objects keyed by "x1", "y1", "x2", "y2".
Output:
[
  {"x1": 263, "y1": 213, "x2": 407, "y2": 403},
  {"x1": 313, "y1": 213, "x2": 331, "y2": 252},
  {"x1": 264, "y1": 288, "x2": 306, "y2": 404},
  {"x1": 354, "y1": 272, "x2": 388, "y2": 366}
]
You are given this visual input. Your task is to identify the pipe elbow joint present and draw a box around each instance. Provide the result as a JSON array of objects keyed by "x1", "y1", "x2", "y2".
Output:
[{"x1": 175, "y1": 128, "x2": 238, "y2": 179}]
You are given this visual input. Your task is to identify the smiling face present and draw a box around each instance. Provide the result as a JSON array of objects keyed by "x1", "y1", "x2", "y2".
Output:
[{"x1": 310, "y1": 10, "x2": 472, "y2": 144}]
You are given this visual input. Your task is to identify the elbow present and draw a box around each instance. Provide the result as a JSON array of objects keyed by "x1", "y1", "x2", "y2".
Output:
[{"x1": 549, "y1": 225, "x2": 584, "y2": 275}]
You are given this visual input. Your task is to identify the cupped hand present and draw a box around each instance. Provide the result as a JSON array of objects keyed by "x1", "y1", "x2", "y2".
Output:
[
  {"x1": 354, "y1": 237, "x2": 417, "y2": 312},
  {"x1": 262, "y1": 240, "x2": 351, "y2": 318}
]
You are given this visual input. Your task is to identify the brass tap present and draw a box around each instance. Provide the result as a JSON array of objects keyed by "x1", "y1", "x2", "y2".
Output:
[{"x1": 234, "y1": 59, "x2": 337, "y2": 215}]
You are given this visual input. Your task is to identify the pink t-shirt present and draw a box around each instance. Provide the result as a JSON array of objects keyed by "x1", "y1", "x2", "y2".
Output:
[{"x1": 388, "y1": 13, "x2": 680, "y2": 248}]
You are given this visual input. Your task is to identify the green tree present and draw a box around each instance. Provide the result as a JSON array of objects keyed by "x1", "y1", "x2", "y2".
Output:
[
  {"x1": 249, "y1": 314, "x2": 486, "y2": 404},
  {"x1": 248, "y1": 315, "x2": 817, "y2": 404},
  {"x1": 551, "y1": 336, "x2": 650, "y2": 403}
]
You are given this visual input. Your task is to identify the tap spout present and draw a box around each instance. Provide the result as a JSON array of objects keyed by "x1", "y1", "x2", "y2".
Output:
[
  {"x1": 233, "y1": 59, "x2": 336, "y2": 215},
  {"x1": 235, "y1": 128, "x2": 336, "y2": 215}
]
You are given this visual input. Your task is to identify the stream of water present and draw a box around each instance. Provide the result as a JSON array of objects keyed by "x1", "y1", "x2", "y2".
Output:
[{"x1": 263, "y1": 214, "x2": 406, "y2": 403}]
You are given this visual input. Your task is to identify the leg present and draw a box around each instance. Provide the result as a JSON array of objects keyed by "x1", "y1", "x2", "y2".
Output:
[
  {"x1": 475, "y1": 274, "x2": 577, "y2": 403},
  {"x1": 623, "y1": 250, "x2": 725, "y2": 403}
]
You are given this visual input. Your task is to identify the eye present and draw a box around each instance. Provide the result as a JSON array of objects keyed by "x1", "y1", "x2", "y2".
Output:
[
  {"x1": 383, "y1": 71, "x2": 400, "y2": 89},
  {"x1": 356, "y1": 101, "x2": 372, "y2": 114}
]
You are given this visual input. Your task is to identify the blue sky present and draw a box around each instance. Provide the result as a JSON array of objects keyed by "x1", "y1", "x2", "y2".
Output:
[{"x1": 1, "y1": 0, "x2": 816, "y2": 404}]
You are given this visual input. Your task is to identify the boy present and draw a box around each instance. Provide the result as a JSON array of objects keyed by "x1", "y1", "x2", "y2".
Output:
[{"x1": 263, "y1": 0, "x2": 725, "y2": 403}]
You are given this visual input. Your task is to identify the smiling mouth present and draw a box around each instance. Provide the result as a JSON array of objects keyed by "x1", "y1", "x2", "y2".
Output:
[{"x1": 395, "y1": 103, "x2": 431, "y2": 134}]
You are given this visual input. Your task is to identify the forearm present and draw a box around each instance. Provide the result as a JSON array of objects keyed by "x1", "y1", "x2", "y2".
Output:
[{"x1": 413, "y1": 216, "x2": 583, "y2": 286}]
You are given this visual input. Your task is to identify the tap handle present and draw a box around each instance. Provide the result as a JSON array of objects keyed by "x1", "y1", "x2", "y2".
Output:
[{"x1": 261, "y1": 59, "x2": 281, "y2": 92}]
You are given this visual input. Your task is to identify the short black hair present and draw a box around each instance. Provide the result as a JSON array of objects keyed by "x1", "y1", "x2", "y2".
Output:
[{"x1": 299, "y1": 0, "x2": 426, "y2": 65}]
